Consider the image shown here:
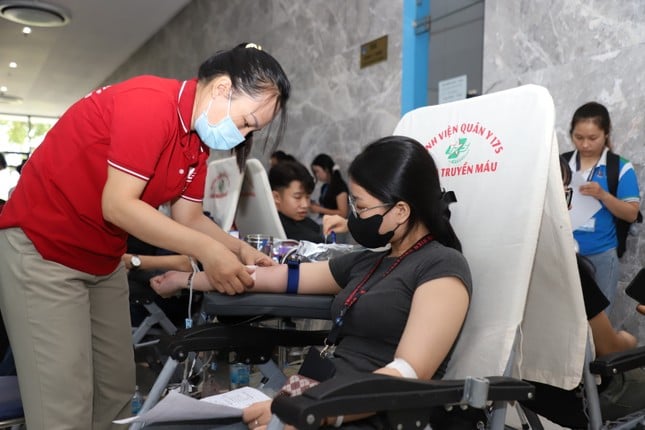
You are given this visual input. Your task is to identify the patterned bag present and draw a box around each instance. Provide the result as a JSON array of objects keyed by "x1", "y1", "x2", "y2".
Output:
[{"x1": 278, "y1": 374, "x2": 320, "y2": 397}]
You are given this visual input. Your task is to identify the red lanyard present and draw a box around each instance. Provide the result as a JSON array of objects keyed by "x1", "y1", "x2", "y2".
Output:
[{"x1": 321, "y1": 233, "x2": 434, "y2": 358}]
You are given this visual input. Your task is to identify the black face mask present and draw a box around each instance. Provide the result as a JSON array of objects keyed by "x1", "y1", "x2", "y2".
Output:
[{"x1": 347, "y1": 208, "x2": 397, "y2": 249}]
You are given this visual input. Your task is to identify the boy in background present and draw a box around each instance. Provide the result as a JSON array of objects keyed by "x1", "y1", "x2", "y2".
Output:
[{"x1": 269, "y1": 160, "x2": 324, "y2": 243}]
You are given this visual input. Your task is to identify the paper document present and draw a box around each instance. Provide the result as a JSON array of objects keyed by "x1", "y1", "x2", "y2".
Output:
[
  {"x1": 568, "y1": 172, "x2": 602, "y2": 230},
  {"x1": 114, "y1": 386, "x2": 271, "y2": 425}
]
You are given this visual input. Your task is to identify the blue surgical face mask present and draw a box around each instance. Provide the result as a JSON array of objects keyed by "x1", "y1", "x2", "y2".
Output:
[{"x1": 194, "y1": 92, "x2": 245, "y2": 150}]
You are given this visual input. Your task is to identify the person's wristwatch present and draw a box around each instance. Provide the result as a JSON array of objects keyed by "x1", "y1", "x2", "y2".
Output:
[{"x1": 130, "y1": 255, "x2": 142, "y2": 270}]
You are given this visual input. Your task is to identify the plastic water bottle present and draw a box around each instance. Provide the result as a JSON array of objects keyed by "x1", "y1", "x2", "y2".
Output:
[
  {"x1": 229, "y1": 362, "x2": 250, "y2": 389},
  {"x1": 131, "y1": 385, "x2": 143, "y2": 415}
]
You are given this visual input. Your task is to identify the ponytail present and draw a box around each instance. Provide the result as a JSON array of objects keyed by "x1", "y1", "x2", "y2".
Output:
[{"x1": 349, "y1": 136, "x2": 463, "y2": 252}]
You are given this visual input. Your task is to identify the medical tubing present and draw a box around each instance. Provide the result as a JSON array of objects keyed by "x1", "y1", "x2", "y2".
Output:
[{"x1": 186, "y1": 257, "x2": 200, "y2": 327}]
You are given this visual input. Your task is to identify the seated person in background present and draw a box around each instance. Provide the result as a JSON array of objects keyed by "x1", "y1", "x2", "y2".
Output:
[
  {"x1": 269, "y1": 150, "x2": 295, "y2": 167},
  {"x1": 269, "y1": 159, "x2": 325, "y2": 243},
  {"x1": 522, "y1": 256, "x2": 641, "y2": 427},
  {"x1": 521, "y1": 156, "x2": 641, "y2": 428},
  {"x1": 309, "y1": 153, "x2": 350, "y2": 219},
  {"x1": 151, "y1": 136, "x2": 474, "y2": 429}
]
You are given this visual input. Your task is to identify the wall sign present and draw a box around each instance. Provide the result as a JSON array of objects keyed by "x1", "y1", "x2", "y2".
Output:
[
  {"x1": 438, "y1": 74, "x2": 467, "y2": 104},
  {"x1": 360, "y1": 35, "x2": 388, "y2": 69}
]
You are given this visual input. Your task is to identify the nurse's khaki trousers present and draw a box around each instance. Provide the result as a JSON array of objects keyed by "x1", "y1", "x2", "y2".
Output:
[{"x1": 0, "y1": 227, "x2": 135, "y2": 430}]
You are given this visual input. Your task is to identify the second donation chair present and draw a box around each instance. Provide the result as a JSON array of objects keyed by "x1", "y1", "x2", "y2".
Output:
[
  {"x1": 235, "y1": 158, "x2": 287, "y2": 241},
  {"x1": 203, "y1": 156, "x2": 245, "y2": 232}
]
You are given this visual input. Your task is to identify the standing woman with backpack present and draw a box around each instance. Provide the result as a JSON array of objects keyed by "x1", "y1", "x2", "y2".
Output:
[{"x1": 564, "y1": 101, "x2": 641, "y2": 309}]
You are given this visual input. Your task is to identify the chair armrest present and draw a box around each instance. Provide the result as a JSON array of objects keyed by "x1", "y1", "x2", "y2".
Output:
[
  {"x1": 202, "y1": 293, "x2": 334, "y2": 320},
  {"x1": 165, "y1": 325, "x2": 328, "y2": 362},
  {"x1": 160, "y1": 294, "x2": 333, "y2": 362},
  {"x1": 271, "y1": 374, "x2": 534, "y2": 430},
  {"x1": 128, "y1": 279, "x2": 158, "y2": 305},
  {"x1": 589, "y1": 345, "x2": 645, "y2": 378}
]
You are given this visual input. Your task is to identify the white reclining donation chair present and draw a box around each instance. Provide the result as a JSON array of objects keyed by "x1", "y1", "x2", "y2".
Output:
[
  {"x1": 204, "y1": 156, "x2": 288, "y2": 241},
  {"x1": 272, "y1": 86, "x2": 645, "y2": 430},
  {"x1": 270, "y1": 85, "x2": 591, "y2": 429}
]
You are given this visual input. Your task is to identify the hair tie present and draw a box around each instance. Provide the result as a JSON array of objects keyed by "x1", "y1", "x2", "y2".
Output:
[
  {"x1": 245, "y1": 43, "x2": 263, "y2": 51},
  {"x1": 440, "y1": 189, "x2": 457, "y2": 204},
  {"x1": 439, "y1": 189, "x2": 457, "y2": 221}
]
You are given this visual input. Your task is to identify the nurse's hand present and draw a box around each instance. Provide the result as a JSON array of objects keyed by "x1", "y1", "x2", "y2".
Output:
[
  {"x1": 201, "y1": 244, "x2": 254, "y2": 295},
  {"x1": 239, "y1": 243, "x2": 277, "y2": 267}
]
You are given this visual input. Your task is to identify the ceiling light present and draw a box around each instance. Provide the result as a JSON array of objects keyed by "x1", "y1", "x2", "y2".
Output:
[
  {"x1": 22, "y1": 26, "x2": 31, "y2": 34},
  {"x1": 0, "y1": 0, "x2": 71, "y2": 27},
  {"x1": 9, "y1": 62, "x2": 17, "y2": 68},
  {"x1": 0, "y1": 86, "x2": 7, "y2": 92},
  {"x1": 0, "y1": 93, "x2": 23, "y2": 104}
]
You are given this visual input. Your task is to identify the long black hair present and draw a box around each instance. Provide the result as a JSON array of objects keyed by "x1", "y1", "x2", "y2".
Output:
[
  {"x1": 569, "y1": 101, "x2": 612, "y2": 151},
  {"x1": 348, "y1": 136, "x2": 462, "y2": 251},
  {"x1": 311, "y1": 153, "x2": 345, "y2": 190},
  {"x1": 198, "y1": 43, "x2": 291, "y2": 170}
]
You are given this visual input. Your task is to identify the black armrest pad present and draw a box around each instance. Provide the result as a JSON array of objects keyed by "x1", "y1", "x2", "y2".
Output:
[
  {"x1": 161, "y1": 293, "x2": 333, "y2": 361},
  {"x1": 271, "y1": 375, "x2": 534, "y2": 430},
  {"x1": 165, "y1": 324, "x2": 328, "y2": 361},
  {"x1": 589, "y1": 345, "x2": 645, "y2": 377},
  {"x1": 128, "y1": 280, "x2": 158, "y2": 303},
  {"x1": 202, "y1": 293, "x2": 333, "y2": 320}
]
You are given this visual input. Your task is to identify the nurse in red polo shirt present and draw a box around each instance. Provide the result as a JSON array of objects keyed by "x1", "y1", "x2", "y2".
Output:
[{"x1": 0, "y1": 43, "x2": 290, "y2": 430}]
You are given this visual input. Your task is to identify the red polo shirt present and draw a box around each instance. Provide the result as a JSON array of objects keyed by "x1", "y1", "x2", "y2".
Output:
[{"x1": 0, "y1": 76, "x2": 209, "y2": 275}]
